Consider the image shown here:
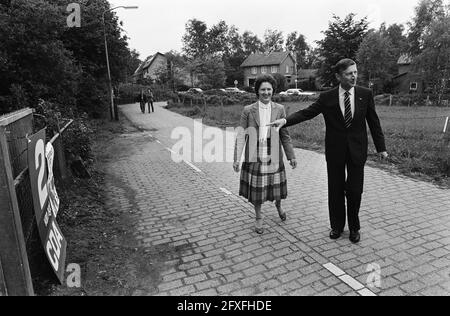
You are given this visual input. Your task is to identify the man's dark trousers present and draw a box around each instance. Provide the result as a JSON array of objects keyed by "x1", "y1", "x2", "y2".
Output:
[{"x1": 327, "y1": 147, "x2": 364, "y2": 232}]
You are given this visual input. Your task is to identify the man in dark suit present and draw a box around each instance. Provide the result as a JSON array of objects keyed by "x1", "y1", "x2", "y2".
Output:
[{"x1": 270, "y1": 59, "x2": 388, "y2": 243}]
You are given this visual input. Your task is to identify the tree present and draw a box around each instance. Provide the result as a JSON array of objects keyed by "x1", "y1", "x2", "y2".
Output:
[
  {"x1": 242, "y1": 31, "x2": 263, "y2": 55},
  {"x1": 407, "y1": 0, "x2": 446, "y2": 56},
  {"x1": 196, "y1": 56, "x2": 226, "y2": 89},
  {"x1": 285, "y1": 32, "x2": 310, "y2": 69},
  {"x1": 272, "y1": 73, "x2": 288, "y2": 93},
  {"x1": 0, "y1": 0, "x2": 140, "y2": 115},
  {"x1": 317, "y1": 14, "x2": 369, "y2": 86},
  {"x1": 263, "y1": 29, "x2": 284, "y2": 53},
  {"x1": 0, "y1": 0, "x2": 81, "y2": 113},
  {"x1": 413, "y1": 14, "x2": 450, "y2": 100},
  {"x1": 356, "y1": 30, "x2": 396, "y2": 86},
  {"x1": 126, "y1": 49, "x2": 142, "y2": 81},
  {"x1": 182, "y1": 19, "x2": 209, "y2": 59},
  {"x1": 385, "y1": 24, "x2": 408, "y2": 56},
  {"x1": 303, "y1": 48, "x2": 322, "y2": 69},
  {"x1": 208, "y1": 20, "x2": 230, "y2": 57}
]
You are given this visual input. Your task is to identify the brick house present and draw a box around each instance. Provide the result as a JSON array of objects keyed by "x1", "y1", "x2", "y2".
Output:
[
  {"x1": 240, "y1": 52, "x2": 296, "y2": 87},
  {"x1": 132, "y1": 52, "x2": 167, "y2": 83},
  {"x1": 392, "y1": 54, "x2": 425, "y2": 94}
]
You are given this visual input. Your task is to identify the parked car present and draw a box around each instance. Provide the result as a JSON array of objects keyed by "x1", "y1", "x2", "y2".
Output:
[
  {"x1": 187, "y1": 88, "x2": 204, "y2": 94},
  {"x1": 279, "y1": 88, "x2": 316, "y2": 96},
  {"x1": 205, "y1": 88, "x2": 226, "y2": 94},
  {"x1": 224, "y1": 87, "x2": 246, "y2": 94}
]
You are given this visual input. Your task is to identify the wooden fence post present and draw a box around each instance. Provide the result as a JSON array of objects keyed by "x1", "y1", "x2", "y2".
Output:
[
  {"x1": 0, "y1": 259, "x2": 7, "y2": 296},
  {"x1": 0, "y1": 127, "x2": 34, "y2": 296}
]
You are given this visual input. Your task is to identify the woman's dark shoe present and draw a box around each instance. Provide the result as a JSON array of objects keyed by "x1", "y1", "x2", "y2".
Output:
[
  {"x1": 278, "y1": 210, "x2": 287, "y2": 222},
  {"x1": 276, "y1": 203, "x2": 287, "y2": 222},
  {"x1": 255, "y1": 218, "x2": 264, "y2": 235}
]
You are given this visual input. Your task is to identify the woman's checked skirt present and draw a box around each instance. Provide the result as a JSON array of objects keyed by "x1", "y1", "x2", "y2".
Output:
[{"x1": 239, "y1": 139, "x2": 288, "y2": 205}]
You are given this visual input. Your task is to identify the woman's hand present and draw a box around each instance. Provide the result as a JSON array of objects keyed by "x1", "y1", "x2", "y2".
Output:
[
  {"x1": 233, "y1": 162, "x2": 240, "y2": 173},
  {"x1": 289, "y1": 159, "x2": 297, "y2": 169}
]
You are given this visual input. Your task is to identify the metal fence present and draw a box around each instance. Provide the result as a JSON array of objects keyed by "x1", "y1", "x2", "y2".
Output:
[{"x1": 0, "y1": 108, "x2": 72, "y2": 296}]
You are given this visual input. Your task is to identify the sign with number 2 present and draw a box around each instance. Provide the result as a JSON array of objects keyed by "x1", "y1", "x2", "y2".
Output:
[{"x1": 28, "y1": 129, "x2": 67, "y2": 283}]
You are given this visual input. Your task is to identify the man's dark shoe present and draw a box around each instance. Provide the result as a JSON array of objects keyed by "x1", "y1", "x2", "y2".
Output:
[
  {"x1": 349, "y1": 230, "x2": 361, "y2": 244},
  {"x1": 330, "y1": 230, "x2": 342, "y2": 240}
]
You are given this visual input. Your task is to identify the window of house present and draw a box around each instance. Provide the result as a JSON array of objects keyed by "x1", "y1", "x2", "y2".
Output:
[
  {"x1": 251, "y1": 67, "x2": 257, "y2": 75},
  {"x1": 261, "y1": 66, "x2": 267, "y2": 74},
  {"x1": 271, "y1": 66, "x2": 278, "y2": 73},
  {"x1": 286, "y1": 65, "x2": 290, "y2": 73},
  {"x1": 410, "y1": 82, "x2": 418, "y2": 91}
]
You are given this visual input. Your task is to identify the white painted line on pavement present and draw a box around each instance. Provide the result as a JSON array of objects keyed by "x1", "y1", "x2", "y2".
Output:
[
  {"x1": 156, "y1": 140, "x2": 161, "y2": 144},
  {"x1": 220, "y1": 188, "x2": 232, "y2": 195},
  {"x1": 323, "y1": 263, "x2": 346, "y2": 277},
  {"x1": 184, "y1": 161, "x2": 202, "y2": 173},
  {"x1": 166, "y1": 148, "x2": 176, "y2": 154},
  {"x1": 358, "y1": 288, "x2": 377, "y2": 297},
  {"x1": 165, "y1": 148, "x2": 202, "y2": 173},
  {"x1": 323, "y1": 262, "x2": 378, "y2": 296},
  {"x1": 339, "y1": 275, "x2": 365, "y2": 291}
]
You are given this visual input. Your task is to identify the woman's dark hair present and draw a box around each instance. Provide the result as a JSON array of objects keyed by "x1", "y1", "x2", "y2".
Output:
[
  {"x1": 333, "y1": 59, "x2": 356, "y2": 75},
  {"x1": 254, "y1": 74, "x2": 277, "y2": 97}
]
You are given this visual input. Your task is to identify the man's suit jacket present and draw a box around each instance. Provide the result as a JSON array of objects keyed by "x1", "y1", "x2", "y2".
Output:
[
  {"x1": 285, "y1": 86, "x2": 386, "y2": 166},
  {"x1": 234, "y1": 102, "x2": 296, "y2": 164}
]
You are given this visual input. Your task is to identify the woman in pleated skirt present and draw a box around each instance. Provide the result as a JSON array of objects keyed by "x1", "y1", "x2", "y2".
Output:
[{"x1": 234, "y1": 75, "x2": 297, "y2": 234}]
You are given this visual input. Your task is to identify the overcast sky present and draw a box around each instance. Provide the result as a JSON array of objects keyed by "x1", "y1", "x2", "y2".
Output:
[{"x1": 110, "y1": 0, "x2": 422, "y2": 60}]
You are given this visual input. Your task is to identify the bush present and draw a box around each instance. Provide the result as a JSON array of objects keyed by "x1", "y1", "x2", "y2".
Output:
[
  {"x1": 33, "y1": 99, "x2": 93, "y2": 163},
  {"x1": 176, "y1": 84, "x2": 190, "y2": 92},
  {"x1": 242, "y1": 86, "x2": 255, "y2": 93},
  {"x1": 188, "y1": 105, "x2": 203, "y2": 116},
  {"x1": 272, "y1": 73, "x2": 288, "y2": 93}
]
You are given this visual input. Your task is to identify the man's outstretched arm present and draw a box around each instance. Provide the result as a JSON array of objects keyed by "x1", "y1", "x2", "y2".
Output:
[{"x1": 268, "y1": 96, "x2": 324, "y2": 130}]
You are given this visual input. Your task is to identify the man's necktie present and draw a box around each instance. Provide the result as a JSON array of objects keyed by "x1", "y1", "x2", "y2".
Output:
[{"x1": 344, "y1": 91, "x2": 353, "y2": 129}]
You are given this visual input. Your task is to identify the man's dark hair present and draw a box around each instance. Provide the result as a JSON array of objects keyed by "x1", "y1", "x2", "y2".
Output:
[
  {"x1": 254, "y1": 74, "x2": 277, "y2": 96},
  {"x1": 333, "y1": 59, "x2": 356, "y2": 75}
]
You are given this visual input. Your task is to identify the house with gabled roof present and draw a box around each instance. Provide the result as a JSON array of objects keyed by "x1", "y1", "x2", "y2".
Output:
[
  {"x1": 392, "y1": 54, "x2": 425, "y2": 94},
  {"x1": 240, "y1": 51, "x2": 296, "y2": 87},
  {"x1": 132, "y1": 52, "x2": 167, "y2": 83}
]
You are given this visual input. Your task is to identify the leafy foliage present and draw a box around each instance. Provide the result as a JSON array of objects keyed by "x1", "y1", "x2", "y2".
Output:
[
  {"x1": 413, "y1": 14, "x2": 450, "y2": 98},
  {"x1": 0, "y1": 0, "x2": 140, "y2": 116},
  {"x1": 317, "y1": 14, "x2": 369, "y2": 86},
  {"x1": 285, "y1": 32, "x2": 310, "y2": 69},
  {"x1": 263, "y1": 29, "x2": 284, "y2": 53},
  {"x1": 357, "y1": 30, "x2": 396, "y2": 84}
]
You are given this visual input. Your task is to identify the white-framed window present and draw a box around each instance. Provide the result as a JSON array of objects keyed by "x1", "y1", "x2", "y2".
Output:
[
  {"x1": 261, "y1": 66, "x2": 267, "y2": 74},
  {"x1": 410, "y1": 82, "x2": 418, "y2": 91},
  {"x1": 271, "y1": 66, "x2": 278, "y2": 73},
  {"x1": 286, "y1": 65, "x2": 290, "y2": 74},
  {"x1": 251, "y1": 67, "x2": 257, "y2": 75}
]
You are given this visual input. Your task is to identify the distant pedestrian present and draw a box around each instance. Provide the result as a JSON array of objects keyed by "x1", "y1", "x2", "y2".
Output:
[
  {"x1": 147, "y1": 89, "x2": 154, "y2": 113},
  {"x1": 139, "y1": 89, "x2": 147, "y2": 114}
]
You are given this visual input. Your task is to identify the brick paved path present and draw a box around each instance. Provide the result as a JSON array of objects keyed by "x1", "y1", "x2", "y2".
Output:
[{"x1": 104, "y1": 102, "x2": 450, "y2": 296}]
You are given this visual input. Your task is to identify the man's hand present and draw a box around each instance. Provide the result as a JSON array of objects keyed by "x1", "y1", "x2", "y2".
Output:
[
  {"x1": 379, "y1": 152, "x2": 389, "y2": 159},
  {"x1": 267, "y1": 119, "x2": 287, "y2": 132},
  {"x1": 233, "y1": 162, "x2": 240, "y2": 173},
  {"x1": 289, "y1": 159, "x2": 297, "y2": 169}
]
